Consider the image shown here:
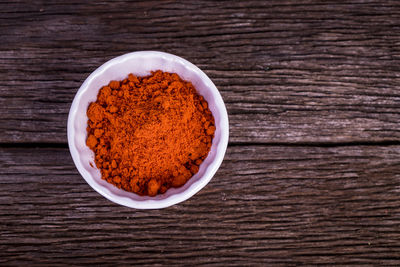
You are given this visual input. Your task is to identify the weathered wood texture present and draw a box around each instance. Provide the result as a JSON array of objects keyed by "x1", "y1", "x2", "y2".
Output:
[
  {"x1": 2, "y1": 1, "x2": 400, "y2": 266},
  {"x1": 1, "y1": 146, "x2": 400, "y2": 266},
  {"x1": 1, "y1": 1, "x2": 400, "y2": 144}
]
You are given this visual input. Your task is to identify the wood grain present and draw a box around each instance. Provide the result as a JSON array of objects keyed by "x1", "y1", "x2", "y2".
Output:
[
  {"x1": 2, "y1": 1, "x2": 400, "y2": 266},
  {"x1": 1, "y1": 0, "x2": 400, "y2": 144},
  {"x1": 1, "y1": 145, "x2": 400, "y2": 265}
]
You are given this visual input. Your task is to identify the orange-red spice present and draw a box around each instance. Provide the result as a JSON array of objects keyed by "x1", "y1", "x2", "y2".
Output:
[{"x1": 86, "y1": 70, "x2": 215, "y2": 196}]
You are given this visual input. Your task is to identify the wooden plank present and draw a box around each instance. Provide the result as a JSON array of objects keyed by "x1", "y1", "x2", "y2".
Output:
[
  {"x1": 1, "y1": 1, "x2": 400, "y2": 143},
  {"x1": 1, "y1": 145, "x2": 400, "y2": 265}
]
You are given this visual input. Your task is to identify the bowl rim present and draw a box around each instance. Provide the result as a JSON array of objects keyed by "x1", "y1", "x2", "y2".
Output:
[{"x1": 67, "y1": 51, "x2": 229, "y2": 209}]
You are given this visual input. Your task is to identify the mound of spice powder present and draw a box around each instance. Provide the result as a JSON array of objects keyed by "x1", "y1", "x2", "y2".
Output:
[{"x1": 86, "y1": 70, "x2": 215, "y2": 196}]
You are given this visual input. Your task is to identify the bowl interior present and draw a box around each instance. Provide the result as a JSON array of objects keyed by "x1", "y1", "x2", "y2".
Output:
[{"x1": 68, "y1": 51, "x2": 229, "y2": 209}]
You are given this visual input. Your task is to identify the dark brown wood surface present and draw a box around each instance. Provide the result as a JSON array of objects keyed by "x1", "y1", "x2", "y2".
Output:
[{"x1": 1, "y1": 0, "x2": 400, "y2": 265}]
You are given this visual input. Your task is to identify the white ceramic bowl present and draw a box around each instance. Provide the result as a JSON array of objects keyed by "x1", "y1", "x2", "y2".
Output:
[{"x1": 67, "y1": 51, "x2": 229, "y2": 209}]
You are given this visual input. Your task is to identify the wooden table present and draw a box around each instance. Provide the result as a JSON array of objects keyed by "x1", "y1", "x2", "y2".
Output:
[{"x1": 1, "y1": 1, "x2": 400, "y2": 265}]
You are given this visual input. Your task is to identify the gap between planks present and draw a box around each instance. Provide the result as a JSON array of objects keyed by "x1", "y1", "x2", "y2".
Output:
[{"x1": 1, "y1": 140, "x2": 400, "y2": 149}]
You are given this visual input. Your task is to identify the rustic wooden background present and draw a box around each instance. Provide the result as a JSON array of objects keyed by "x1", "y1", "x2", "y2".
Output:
[{"x1": 1, "y1": 0, "x2": 400, "y2": 265}]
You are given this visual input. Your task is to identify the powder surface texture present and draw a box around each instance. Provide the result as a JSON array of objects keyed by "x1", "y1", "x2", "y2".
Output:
[{"x1": 86, "y1": 70, "x2": 215, "y2": 196}]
